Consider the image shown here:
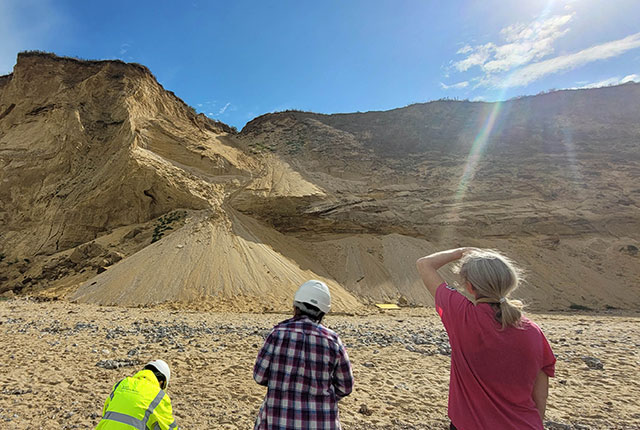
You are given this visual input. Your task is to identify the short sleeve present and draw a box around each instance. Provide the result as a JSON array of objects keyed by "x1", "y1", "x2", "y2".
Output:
[
  {"x1": 435, "y1": 283, "x2": 469, "y2": 331},
  {"x1": 540, "y1": 333, "x2": 556, "y2": 377}
]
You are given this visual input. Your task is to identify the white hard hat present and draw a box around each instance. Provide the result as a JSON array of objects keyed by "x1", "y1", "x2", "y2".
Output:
[
  {"x1": 294, "y1": 280, "x2": 331, "y2": 314},
  {"x1": 146, "y1": 359, "x2": 171, "y2": 388}
]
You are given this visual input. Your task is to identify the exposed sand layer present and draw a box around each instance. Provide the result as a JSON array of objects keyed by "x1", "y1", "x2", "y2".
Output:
[
  {"x1": 2, "y1": 53, "x2": 639, "y2": 314},
  {"x1": 1, "y1": 298, "x2": 638, "y2": 429}
]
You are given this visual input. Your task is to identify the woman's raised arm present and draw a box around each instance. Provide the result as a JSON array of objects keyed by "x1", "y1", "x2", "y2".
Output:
[{"x1": 416, "y1": 248, "x2": 471, "y2": 297}]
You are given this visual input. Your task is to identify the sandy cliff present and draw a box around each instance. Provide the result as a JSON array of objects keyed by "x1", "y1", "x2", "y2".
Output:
[
  {"x1": 1, "y1": 53, "x2": 638, "y2": 311},
  {"x1": 235, "y1": 86, "x2": 640, "y2": 310}
]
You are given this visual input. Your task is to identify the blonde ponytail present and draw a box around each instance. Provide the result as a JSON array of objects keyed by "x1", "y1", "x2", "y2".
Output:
[
  {"x1": 456, "y1": 249, "x2": 525, "y2": 329},
  {"x1": 497, "y1": 297, "x2": 524, "y2": 329}
]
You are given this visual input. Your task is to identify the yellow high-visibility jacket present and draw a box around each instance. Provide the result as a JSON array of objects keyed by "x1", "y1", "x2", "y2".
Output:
[{"x1": 96, "y1": 369, "x2": 178, "y2": 430}]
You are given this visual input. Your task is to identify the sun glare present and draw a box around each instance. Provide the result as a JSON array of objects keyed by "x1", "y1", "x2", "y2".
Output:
[{"x1": 451, "y1": 0, "x2": 567, "y2": 207}]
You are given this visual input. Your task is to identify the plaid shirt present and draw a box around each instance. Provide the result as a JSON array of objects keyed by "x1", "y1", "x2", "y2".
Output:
[{"x1": 253, "y1": 315, "x2": 353, "y2": 430}]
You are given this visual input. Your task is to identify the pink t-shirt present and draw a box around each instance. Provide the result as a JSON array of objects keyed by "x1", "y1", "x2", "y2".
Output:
[{"x1": 435, "y1": 283, "x2": 556, "y2": 430}]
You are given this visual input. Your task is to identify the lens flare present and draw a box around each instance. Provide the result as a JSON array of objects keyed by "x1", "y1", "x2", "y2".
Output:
[
  {"x1": 454, "y1": 101, "x2": 503, "y2": 202},
  {"x1": 560, "y1": 127, "x2": 584, "y2": 199},
  {"x1": 440, "y1": 0, "x2": 578, "y2": 242},
  {"x1": 452, "y1": 0, "x2": 561, "y2": 203}
]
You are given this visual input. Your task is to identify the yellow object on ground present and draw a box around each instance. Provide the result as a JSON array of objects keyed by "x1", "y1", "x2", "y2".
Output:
[{"x1": 375, "y1": 303, "x2": 401, "y2": 309}]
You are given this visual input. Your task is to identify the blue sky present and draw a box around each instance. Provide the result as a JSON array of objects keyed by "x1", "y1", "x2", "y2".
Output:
[{"x1": 1, "y1": 0, "x2": 639, "y2": 129}]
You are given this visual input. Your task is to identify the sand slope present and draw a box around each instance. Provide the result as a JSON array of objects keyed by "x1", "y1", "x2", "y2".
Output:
[{"x1": 72, "y1": 210, "x2": 362, "y2": 312}]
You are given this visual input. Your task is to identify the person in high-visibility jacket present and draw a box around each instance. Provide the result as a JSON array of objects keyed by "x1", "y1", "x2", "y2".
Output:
[{"x1": 96, "y1": 359, "x2": 178, "y2": 430}]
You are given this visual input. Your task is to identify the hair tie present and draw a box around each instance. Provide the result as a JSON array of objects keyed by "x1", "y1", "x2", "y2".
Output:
[{"x1": 499, "y1": 297, "x2": 506, "y2": 303}]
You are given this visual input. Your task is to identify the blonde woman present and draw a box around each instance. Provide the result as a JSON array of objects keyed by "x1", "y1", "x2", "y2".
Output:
[{"x1": 416, "y1": 248, "x2": 555, "y2": 430}]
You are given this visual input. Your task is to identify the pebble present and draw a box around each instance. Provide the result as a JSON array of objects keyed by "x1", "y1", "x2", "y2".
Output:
[
  {"x1": 96, "y1": 359, "x2": 140, "y2": 369},
  {"x1": 581, "y1": 356, "x2": 604, "y2": 370},
  {"x1": 358, "y1": 403, "x2": 373, "y2": 416},
  {"x1": 545, "y1": 421, "x2": 572, "y2": 430},
  {"x1": 0, "y1": 302, "x2": 637, "y2": 430},
  {"x1": 2, "y1": 388, "x2": 32, "y2": 395}
]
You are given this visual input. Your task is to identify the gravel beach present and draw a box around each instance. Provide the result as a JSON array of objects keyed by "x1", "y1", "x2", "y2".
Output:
[{"x1": 1, "y1": 298, "x2": 639, "y2": 429}]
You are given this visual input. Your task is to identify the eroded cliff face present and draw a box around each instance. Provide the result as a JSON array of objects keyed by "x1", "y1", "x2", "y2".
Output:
[
  {"x1": 0, "y1": 53, "x2": 238, "y2": 257},
  {"x1": 235, "y1": 87, "x2": 640, "y2": 310},
  {"x1": 237, "y1": 87, "x2": 640, "y2": 241},
  {"x1": 1, "y1": 53, "x2": 638, "y2": 311},
  {"x1": 0, "y1": 53, "x2": 360, "y2": 311}
]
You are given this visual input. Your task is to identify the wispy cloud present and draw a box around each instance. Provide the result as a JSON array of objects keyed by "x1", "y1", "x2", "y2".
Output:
[
  {"x1": 568, "y1": 73, "x2": 639, "y2": 89},
  {"x1": 450, "y1": 11, "x2": 640, "y2": 89},
  {"x1": 440, "y1": 81, "x2": 469, "y2": 90},
  {"x1": 454, "y1": 44, "x2": 494, "y2": 72},
  {"x1": 495, "y1": 33, "x2": 640, "y2": 87},
  {"x1": 119, "y1": 43, "x2": 131, "y2": 56},
  {"x1": 218, "y1": 102, "x2": 231, "y2": 115},
  {"x1": 454, "y1": 14, "x2": 573, "y2": 74},
  {"x1": 621, "y1": 73, "x2": 638, "y2": 83}
]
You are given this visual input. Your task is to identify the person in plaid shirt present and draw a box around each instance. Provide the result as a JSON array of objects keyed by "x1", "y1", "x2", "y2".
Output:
[{"x1": 253, "y1": 280, "x2": 354, "y2": 430}]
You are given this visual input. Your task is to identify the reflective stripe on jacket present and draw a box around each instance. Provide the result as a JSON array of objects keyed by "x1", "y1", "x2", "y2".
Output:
[{"x1": 96, "y1": 369, "x2": 178, "y2": 430}]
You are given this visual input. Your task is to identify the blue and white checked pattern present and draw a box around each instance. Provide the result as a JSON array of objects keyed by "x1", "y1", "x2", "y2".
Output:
[{"x1": 254, "y1": 315, "x2": 353, "y2": 429}]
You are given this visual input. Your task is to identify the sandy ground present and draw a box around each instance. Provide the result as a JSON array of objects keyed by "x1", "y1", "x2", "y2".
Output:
[{"x1": 1, "y1": 298, "x2": 639, "y2": 430}]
